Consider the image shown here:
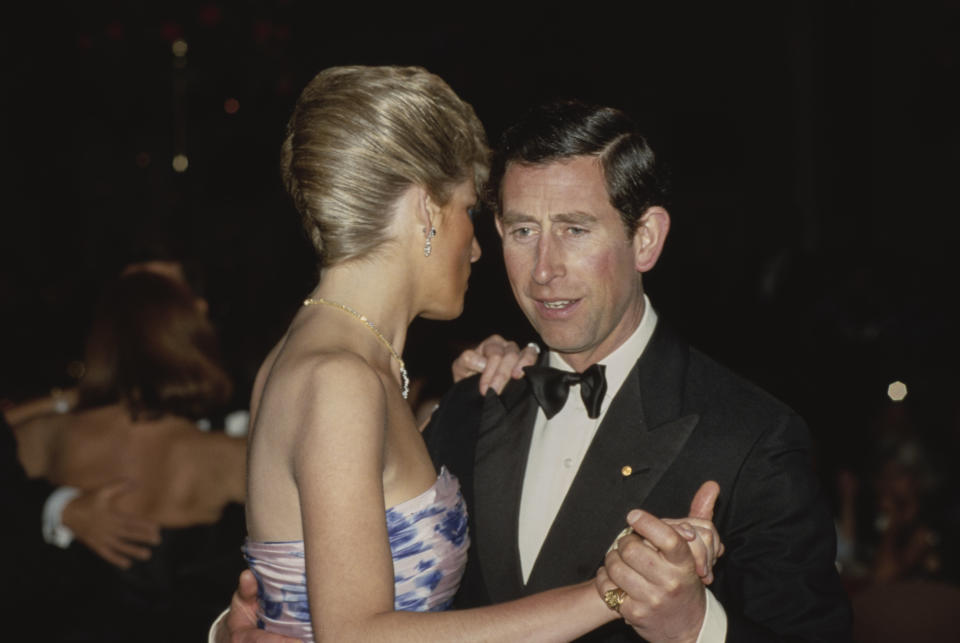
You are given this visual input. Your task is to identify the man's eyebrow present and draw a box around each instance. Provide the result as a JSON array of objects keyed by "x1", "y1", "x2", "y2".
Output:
[
  {"x1": 551, "y1": 212, "x2": 598, "y2": 225},
  {"x1": 499, "y1": 212, "x2": 538, "y2": 226},
  {"x1": 500, "y1": 211, "x2": 599, "y2": 226}
]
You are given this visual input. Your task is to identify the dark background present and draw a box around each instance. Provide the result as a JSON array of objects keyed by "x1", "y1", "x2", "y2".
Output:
[{"x1": 3, "y1": 3, "x2": 958, "y2": 492}]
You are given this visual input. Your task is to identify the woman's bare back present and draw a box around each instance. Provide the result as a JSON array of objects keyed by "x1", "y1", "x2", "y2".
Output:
[{"x1": 15, "y1": 405, "x2": 245, "y2": 527}]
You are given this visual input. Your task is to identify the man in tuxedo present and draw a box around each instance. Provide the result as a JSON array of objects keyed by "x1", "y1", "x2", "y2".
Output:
[{"x1": 423, "y1": 100, "x2": 851, "y2": 642}]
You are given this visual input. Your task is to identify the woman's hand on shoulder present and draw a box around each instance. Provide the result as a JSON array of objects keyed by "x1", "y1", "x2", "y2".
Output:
[{"x1": 451, "y1": 335, "x2": 540, "y2": 395}]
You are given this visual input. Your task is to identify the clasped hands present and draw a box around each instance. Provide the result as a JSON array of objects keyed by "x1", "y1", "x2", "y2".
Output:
[{"x1": 596, "y1": 481, "x2": 724, "y2": 643}]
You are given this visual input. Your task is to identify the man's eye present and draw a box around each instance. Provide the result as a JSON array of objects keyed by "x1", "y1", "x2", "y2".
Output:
[
  {"x1": 467, "y1": 206, "x2": 478, "y2": 223},
  {"x1": 511, "y1": 227, "x2": 533, "y2": 238},
  {"x1": 568, "y1": 226, "x2": 588, "y2": 236}
]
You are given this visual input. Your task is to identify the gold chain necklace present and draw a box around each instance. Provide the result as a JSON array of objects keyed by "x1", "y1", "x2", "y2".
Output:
[{"x1": 302, "y1": 297, "x2": 409, "y2": 399}]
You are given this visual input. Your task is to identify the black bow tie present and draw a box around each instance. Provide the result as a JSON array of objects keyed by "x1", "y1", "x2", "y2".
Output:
[{"x1": 523, "y1": 363, "x2": 608, "y2": 420}]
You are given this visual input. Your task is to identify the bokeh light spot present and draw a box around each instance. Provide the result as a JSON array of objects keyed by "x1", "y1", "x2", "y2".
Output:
[
  {"x1": 887, "y1": 381, "x2": 907, "y2": 402},
  {"x1": 172, "y1": 154, "x2": 189, "y2": 172}
]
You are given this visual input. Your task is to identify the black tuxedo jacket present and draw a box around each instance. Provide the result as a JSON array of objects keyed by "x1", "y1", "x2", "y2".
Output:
[
  {"x1": 424, "y1": 323, "x2": 851, "y2": 642},
  {"x1": 1, "y1": 411, "x2": 73, "y2": 623}
]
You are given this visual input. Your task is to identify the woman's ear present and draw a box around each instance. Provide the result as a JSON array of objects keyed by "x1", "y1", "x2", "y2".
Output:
[
  {"x1": 395, "y1": 184, "x2": 436, "y2": 242},
  {"x1": 419, "y1": 187, "x2": 442, "y2": 237},
  {"x1": 633, "y1": 206, "x2": 670, "y2": 272}
]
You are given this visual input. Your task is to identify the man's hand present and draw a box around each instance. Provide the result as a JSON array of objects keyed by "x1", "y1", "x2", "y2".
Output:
[
  {"x1": 451, "y1": 334, "x2": 539, "y2": 395},
  {"x1": 599, "y1": 481, "x2": 721, "y2": 643},
  {"x1": 61, "y1": 479, "x2": 161, "y2": 569},
  {"x1": 213, "y1": 570, "x2": 300, "y2": 643},
  {"x1": 664, "y1": 481, "x2": 724, "y2": 584}
]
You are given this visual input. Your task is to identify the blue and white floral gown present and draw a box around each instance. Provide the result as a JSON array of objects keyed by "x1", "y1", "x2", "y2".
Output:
[{"x1": 243, "y1": 467, "x2": 469, "y2": 642}]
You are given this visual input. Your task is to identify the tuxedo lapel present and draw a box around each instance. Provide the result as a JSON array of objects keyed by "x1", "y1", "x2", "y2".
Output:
[
  {"x1": 525, "y1": 323, "x2": 700, "y2": 592},
  {"x1": 471, "y1": 377, "x2": 540, "y2": 601}
]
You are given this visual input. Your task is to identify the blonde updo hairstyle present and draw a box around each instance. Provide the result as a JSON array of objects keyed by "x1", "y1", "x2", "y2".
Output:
[{"x1": 281, "y1": 65, "x2": 490, "y2": 269}]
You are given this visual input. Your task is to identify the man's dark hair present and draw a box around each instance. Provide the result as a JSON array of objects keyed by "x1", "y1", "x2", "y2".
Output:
[{"x1": 486, "y1": 100, "x2": 669, "y2": 235}]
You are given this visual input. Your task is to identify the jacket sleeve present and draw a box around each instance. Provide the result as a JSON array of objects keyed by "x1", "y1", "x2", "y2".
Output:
[
  {"x1": 1, "y1": 412, "x2": 55, "y2": 542},
  {"x1": 716, "y1": 413, "x2": 852, "y2": 642}
]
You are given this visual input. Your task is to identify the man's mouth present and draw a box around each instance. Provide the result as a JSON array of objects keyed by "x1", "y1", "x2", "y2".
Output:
[{"x1": 534, "y1": 298, "x2": 581, "y2": 318}]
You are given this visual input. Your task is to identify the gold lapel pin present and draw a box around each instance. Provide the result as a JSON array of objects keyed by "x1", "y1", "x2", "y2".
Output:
[{"x1": 620, "y1": 465, "x2": 633, "y2": 477}]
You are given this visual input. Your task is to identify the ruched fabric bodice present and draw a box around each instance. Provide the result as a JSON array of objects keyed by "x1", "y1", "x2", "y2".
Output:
[{"x1": 243, "y1": 467, "x2": 469, "y2": 641}]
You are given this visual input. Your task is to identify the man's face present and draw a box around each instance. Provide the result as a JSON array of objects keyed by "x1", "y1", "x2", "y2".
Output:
[{"x1": 496, "y1": 156, "x2": 647, "y2": 371}]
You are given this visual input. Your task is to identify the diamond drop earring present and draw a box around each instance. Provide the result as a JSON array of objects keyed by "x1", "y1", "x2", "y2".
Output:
[{"x1": 423, "y1": 227, "x2": 437, "y2": 257}]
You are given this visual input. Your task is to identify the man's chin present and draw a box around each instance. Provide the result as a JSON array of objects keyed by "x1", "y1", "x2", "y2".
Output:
[{"x1": 535, "y1": 334, "x2": 590, "y2": 357}]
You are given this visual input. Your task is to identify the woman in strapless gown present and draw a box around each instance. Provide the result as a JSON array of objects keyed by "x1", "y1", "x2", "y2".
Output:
[{"x1": 240, "y1": 66, "x2": 718, "y2": 643}]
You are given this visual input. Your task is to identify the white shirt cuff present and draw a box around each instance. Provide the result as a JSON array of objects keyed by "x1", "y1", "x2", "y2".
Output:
[
  {"x1": 42, "y1": 486, "x2": 81, "y2": 548},
  {"x1": 207, "y1": 607, "x2": 229, "y2": 643},
  {"x1": 695, "y1": 588, "x2": 728, "y2": 643}
]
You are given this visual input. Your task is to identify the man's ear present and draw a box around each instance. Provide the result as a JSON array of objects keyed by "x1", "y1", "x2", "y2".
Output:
[
  {"x1": 494, "y1": 214, "x2": 505, "y2": 240},
  {"x1": 633, "y1": 206, "x2": 670, "y2": 272}
]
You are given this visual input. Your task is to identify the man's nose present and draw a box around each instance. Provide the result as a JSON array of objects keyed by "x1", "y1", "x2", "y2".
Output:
[{"x1": 532, "y1": 236, "x2": 564, "y2": 284}]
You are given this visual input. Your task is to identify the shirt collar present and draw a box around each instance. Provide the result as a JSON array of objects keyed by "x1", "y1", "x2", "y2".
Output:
[{"x1": 549, "y1": 294, "x2": 658, "y2": 407}]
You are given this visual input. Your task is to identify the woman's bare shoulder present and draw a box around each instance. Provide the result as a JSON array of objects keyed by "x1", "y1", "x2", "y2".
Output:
[
  {"x1": 273, "y1": 345, "x2": 385, "y2": 396},
  {"x1": 249, "y1": 338, "x2": 285, "y2": 417},
  {"x1": 11, "y1": 412, "x2": 63, "y2": 476},
  {"x1": 13, "y1": 405, "x2": 132, "y2": 476},
  {"x1": 253, "y1": 346, "x2": 388, "y2": 440}
]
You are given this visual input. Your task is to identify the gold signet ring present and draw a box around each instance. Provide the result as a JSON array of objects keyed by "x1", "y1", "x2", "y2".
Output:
[{"x1": 603, "y1": 587, "x2": 627, "y2": 613}]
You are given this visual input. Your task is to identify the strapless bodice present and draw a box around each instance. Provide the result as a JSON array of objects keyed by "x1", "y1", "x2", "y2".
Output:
[{"x1": 243, "y1": 467, "x2": 469, "y2": 641}]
